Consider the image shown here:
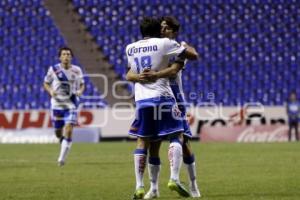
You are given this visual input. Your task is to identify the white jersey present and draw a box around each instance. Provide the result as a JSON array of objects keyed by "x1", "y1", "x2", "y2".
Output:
[
  {"x1": 44, "y1": 63, "x2": 84, "y2": 109},
  {"x1": 126, "y1": 37, "x2": 185, "y2": 102}
]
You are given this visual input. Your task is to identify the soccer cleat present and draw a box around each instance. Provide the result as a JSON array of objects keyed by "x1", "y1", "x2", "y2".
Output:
[
  {"x1": 189, "y1": 181, "x2": 201, "y2": 198},
  {"x1": 57, "y1": 160, "x2": 65, "y2": 167},
  {"x1": 190, "y1": 185, "x2": 201, "y2": 198},
  {"x1": 132, "y1": 187, "x2": 145, "y2": 200},
  {"x1": 144, "y1": 189, "x2": 159, "y2": 199},
  {"x1": 167, "y1": 179, "x2": 190, "y2": 197}
]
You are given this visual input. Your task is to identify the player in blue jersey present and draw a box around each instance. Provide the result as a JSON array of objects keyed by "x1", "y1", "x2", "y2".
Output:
[
  {"x1": 126, "y1": 17, "x2": 198, "y2": 199},
  {"x1": 44, "y1": 47, "x2": 85, "y2": 166},
  {"x1": 127, "y1": 16, "x2": 201, "y2": 198}
]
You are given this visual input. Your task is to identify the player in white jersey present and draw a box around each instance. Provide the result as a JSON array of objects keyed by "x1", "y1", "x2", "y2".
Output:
[
  {"x1": 44, "y1": 47, "x2": 85, "y2": 166},
  {"x1": 127, "y1": 16, "x2": 201, "y2": 198},
  {"x1": 126, "y1": 17, "x2": 198, "y2": 199}
]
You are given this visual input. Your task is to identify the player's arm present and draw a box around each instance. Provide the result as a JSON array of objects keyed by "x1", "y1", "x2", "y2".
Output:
[
  {"x1": 127, "y1": 61, "x2": 184, "y2": 83},
  {"x1": 143, "y1": 61, "x2": 184, "y2": 80},
  {"x1": 165, "y1": 39, "x2": 199, "y2": 61},
  {"x1": 43, "y1": 67, "x2": 57, "y2": 97},
  {"x1": 156, "y1": 61, "x2": 184, "y2": 78},
  {"x1": 76, "y1": 83, "x2": 85, "y2": 97},
  {"x1": 179, "y1": 41, "x2": 199, "y2": 60},
  {"x1": 76, "y1": 69, "x2": 85, "y2": 97},
  {"x1": 126, "y1": 68, "x2": 140, "y2": 82},
  {"x1": 44, "y1": 82, "x2": 57, "y2": 97},
  {"x1": 125, "y1": 62, "x2": 154, "y2": 83}
]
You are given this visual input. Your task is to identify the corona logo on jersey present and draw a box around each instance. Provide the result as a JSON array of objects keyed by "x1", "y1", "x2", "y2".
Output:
[{"x1": 127, "y1": 45, "x2": 158, "y2": 56}]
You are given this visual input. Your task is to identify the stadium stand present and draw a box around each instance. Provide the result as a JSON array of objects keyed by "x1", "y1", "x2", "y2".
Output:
[
  {"x1": 72, "y1": 0, "x2": 300, "y2": 106},
  {"x1": 0, "y1": 0, "x2": 106, "y2": 109}
]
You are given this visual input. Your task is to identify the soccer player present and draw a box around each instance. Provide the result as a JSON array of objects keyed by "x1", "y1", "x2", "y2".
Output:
[
  {"x1": 44, "y1": 47, "x2": 85, "y2": 166},
  {"x1": 286, "y1": 91, "x2": 300, "y2": 141},
  {"x1": 126, "y1": 17, "x2": 198, "y2": 199},
  {"x1": 127, "y1": 16, "x2": 201, "y2": 198}
]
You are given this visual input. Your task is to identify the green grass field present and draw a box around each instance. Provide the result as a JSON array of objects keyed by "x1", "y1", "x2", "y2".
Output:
[{"x1": 0, "y1": 142, "x2": 299, "y2": 200}]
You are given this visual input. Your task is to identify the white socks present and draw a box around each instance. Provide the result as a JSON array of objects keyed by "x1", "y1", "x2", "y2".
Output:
[
  {"x1": 183, "y1": 154, "x2": 197, "y2": 184},
  {"x1": 58, "y1": 138, "x2": 72, "y2": 163},
  {"x1": 186, "y1": 162, "x2": 197, "y2": 186},
  {"x1": 168, "y1": 142, "x2": 182, "y2": 181},
  {"x1": 134, "y1": 149, "x2": 147, "y2": 189},
  {"x1": 148, "y1": 157, "x2": 161, "y2": 191}
]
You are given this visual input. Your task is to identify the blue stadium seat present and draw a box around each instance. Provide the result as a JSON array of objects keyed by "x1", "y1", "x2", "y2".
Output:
[
  {"x1": 0, "y1": 0, "x2": 106, "y2": 110},
  {"x1": 71, "y1": 0, "x2": 300, "y2": 106}
]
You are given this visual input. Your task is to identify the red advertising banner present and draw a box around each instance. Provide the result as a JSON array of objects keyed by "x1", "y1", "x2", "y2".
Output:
[{"x1": 0, "y1": 110, "x2": 95, "y2": 129}]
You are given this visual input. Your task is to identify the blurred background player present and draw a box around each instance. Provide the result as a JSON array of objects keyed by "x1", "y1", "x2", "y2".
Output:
[
  {"x1": 126, "y1": 17, "x2": 197, "y2": 199},
  {"x1": 44, "y1": 47, "x2": 85, "y2": 166},
  {"x1": 286, "y1": 91, "x2": 299, "y2": 141}
]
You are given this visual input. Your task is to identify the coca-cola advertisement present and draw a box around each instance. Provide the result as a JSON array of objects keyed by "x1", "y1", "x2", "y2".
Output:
[
  {"x1": 200, "y1": 125, "x2": 289, "y2": 142},
  {"x1": 186, "y1": 105, "x2": 293, "y2": 142},
  {"x1": 0, "y1": 106, "x2": 293, "y2": 143}
]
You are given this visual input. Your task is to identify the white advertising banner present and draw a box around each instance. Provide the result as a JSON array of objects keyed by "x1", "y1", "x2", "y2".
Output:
[
  {"x1": 187, "y1": 106, "x2": 289, "y2": 142},
  {"x1": 0, "y1": 106, "x2": 289, "y2": 142}
]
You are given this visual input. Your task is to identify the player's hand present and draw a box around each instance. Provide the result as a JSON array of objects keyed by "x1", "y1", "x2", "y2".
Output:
[
  {"x1": 50, "y1": 90, "x2": 57, "y2": 97},
  {"x1": 181, "y1": 41, "x2": 188, "y2": 47},
  {"x1": 76, "y1": 90, "x2": 83, "y2": 97},
  {"x1": 138, "y1": 74, "x2": 153, "y2": 83},
  {"x1": 140, "y1": 68, "x2": 158, "y2": 83}
]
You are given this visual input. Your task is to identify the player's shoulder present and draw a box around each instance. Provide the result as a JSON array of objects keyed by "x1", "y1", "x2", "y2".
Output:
[
  {"x1": 161, "y1": 38, "x2": 180, "y2": 48},
  {"x1": 71, "y1": 64, "x2": 83, "y2": 74},
  {"x1": 71, "y1": 64, "x2": 81, "y2": 69},
  {"x1": 148, "y1": 37, "x2": 168, "y2": 44},
  {"x1": 161, "y1": 37, "x2": 171, "y2": 42},
  {"x1": 47, "y1": 63, "x2": 59, "y2": 72}
]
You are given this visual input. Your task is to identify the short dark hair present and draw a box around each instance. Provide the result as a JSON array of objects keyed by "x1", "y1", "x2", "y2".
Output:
[
  {"x1": 58, "y1": 46, "x2": 73, "y2": 57},
  {"x1": 290, "y1": 91, "x2": 297, "y2": 96},
  {"x1": 140, "y1": 17, "x2": 161, "y2": 38},
  {"x1": 162, "y1": 16, "x2": 180, "y2": 33}
]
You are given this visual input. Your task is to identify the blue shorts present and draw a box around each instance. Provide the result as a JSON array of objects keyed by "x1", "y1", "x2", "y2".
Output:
[
  {"x1": 182, "y1": 118, "x2": 192, "y2": 138},
  {"x1": 129, "y1": 97, "x2": 184, "y2": 138},
  {"x1": 51, "y1": 109, "x2": 77, "y2": 129},
  {"x1": 177, "y1": 105, "x2": 192, "y2": 138},
  {"x1": 171, "y1": 84, "x2": 191, "y2": 138}
]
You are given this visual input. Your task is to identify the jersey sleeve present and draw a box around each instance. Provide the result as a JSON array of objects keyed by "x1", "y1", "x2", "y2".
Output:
[
  {"x1": 164, "y1": 39, "x2": 186, "y2": 57},
  {"x1": 44, "y1": 67, "x2": 54, "y2": 84},
  {"x1": 78, "y1": 68, "x2": 85, "y2": 84}
]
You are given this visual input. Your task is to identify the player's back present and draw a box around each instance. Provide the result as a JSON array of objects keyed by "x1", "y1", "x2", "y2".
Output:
[{"x1": 126, "y1": 37, "x2": 185, "y2": 101}]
